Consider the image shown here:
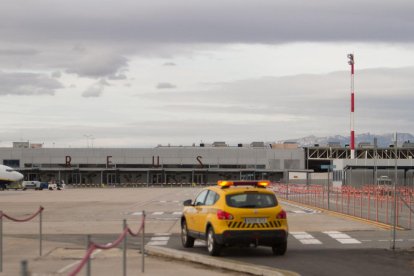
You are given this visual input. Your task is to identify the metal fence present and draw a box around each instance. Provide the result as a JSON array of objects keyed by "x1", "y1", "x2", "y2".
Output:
[{"x1": 273, "y1": 183, "x2": 414, "y2": 229}]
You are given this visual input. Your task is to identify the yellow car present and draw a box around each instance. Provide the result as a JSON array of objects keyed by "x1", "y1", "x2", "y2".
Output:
[{"x1": 181, "y1": 180, "x2": 288, "y2": 256}]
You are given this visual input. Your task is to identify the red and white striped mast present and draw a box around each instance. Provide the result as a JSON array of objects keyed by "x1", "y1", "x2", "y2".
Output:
[{"x1": 347, "y1": 53, "x2": 355, "y2": 159}]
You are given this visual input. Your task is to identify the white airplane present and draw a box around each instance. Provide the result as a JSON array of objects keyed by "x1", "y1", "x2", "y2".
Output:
[{"x1": 0, "y1": 165, "x2": 24, "y2": 190}]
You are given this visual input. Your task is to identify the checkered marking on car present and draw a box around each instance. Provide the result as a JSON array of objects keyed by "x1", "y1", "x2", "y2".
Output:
[{"x1": 227, "y1": 220, "x2": 282, "y2": 229}]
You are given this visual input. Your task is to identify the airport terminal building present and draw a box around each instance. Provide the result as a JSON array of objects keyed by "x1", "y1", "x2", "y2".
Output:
[
  {"x1": 2, "y1": 142, "x2": 305, "y2": 186},
  {"x1": 3, "y1": 141, "x2": 414, "y2": 187}
]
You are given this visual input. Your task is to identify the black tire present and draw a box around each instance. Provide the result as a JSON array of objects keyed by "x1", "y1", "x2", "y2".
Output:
[
  {"x1": 272, "y1": 240, "x2": 287, "y2": 256},
  {"x1": 206, "y1": 226, "x2": 222, "y2": 256},
  {"x1": 181, "y1": 220, "x2": 195, "y2": 248}
]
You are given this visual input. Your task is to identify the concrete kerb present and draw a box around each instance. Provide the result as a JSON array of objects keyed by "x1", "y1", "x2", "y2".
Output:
[{"x1": 145, "y1": 245, "x2": 300, "y2": 276}]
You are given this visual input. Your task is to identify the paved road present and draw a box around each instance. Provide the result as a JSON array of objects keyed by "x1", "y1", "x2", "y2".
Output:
[{"x1": 1, "y1": 188, "x2": 414, "y2": 275}]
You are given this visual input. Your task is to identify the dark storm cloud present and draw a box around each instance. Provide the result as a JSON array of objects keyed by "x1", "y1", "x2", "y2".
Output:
[
  {"x1": 0, "y1": 71, "x2": 63, "y2": 95},
  {"x1": 1, "y1": 0, "x2": 413, "y2": 44}
]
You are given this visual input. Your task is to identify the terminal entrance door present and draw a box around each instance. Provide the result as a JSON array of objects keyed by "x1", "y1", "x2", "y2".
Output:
[
  {"x1": 194, "y1": 174, "x2": 204, "y2": 184},
  {"x1": 28, "y1": 173, "x2": 39, "y2": 181},
  {"x1": 107, "y1": 173, "x2": 117, "y2": 185},
  {"x1": 152, "y1": 173, "x2": 163, "y2": 184},
  {"x1": 70, "y1": 173, "x2": 81, "y2": 184}
]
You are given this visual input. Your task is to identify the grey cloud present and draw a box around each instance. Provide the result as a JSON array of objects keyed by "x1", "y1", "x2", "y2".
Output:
[
  {"x1": 82, "y1": 79, "x2": 108, "y2": 97},
  {"x1": 163, "y1": 62, "x2": 176, "y2": 66},
  {"x1": 157, "y1": 82, "x2": 177, "y2": 89},
  {"x1": 51, "y1": 71, "x2": 61, "y2": 78},
  {"x1": 143, "y1": 66, "x2": 414, "y2": 133},
  {"x1": 0, "y1": 49, "x2": 39, "y2": 56},
  {"x1": 1, "y1": 1, "x2": 414, "y2": 45},
  {"x1": 0, "y1": 71, "x2": 63, "y2": 96},
  {"x1": 66, "y1": 52, "x2": 128, "y2": 78}
]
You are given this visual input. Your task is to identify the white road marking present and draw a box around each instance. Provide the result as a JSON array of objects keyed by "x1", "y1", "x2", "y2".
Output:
[
  {"x1": 152, "y1": 211, "x2": 164, "y2": 215},
  {"x1": 153, "y1": 233, "x2": 171, "y2": 236},
  {"x1": 290, "y1": 231, "x2": 322, "y2": 245},
  {"x1": 280, "y1": 201, "x2": 321, "y2": 214},
  {"x1": 131, "y1": 211, "x2": 142, "y2": 215},
  {"x1": 147, "y1": 241, "x2": 168, "y2": 246},
  {"x1": 150, "y1": 236, "x2": 170, "y2": 241},
  {"x1": 194, "y1": 240, "x2": 206, "y2": 246},
  {"x1": 173, "y1": 211, "x2": 183, "y2": 215},
  {"x1": 323, "y1": 231, "x2": 361, "y2": 244}
]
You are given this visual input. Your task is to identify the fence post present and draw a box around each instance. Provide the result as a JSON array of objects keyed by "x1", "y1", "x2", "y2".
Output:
[
  {"x1": 39, "y1": 208, "x2": 42, "y2": 256},
  {"x1": 21, "y1": 260, "x2": 28, "y2": 276},
  {"x1": 86, "y1": 235, "x2": 91, "y2": 276},
  {"x1": 0, "y1": 211, "x2": 3, "y2": 273},
  {"x1": 141, "y1": 210, "x2": 145, "y2": 273},
  {"x1": 123, "y1": 219, "x2": 127, "y2": 276}
]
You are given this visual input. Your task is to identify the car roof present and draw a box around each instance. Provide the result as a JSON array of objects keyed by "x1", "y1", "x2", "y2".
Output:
[{"x1": 208, "y1": 185, "x2": 275, "y2": 195}]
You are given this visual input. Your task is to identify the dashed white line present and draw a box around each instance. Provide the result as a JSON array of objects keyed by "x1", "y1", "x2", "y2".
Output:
[
  {"x1": 152, "y1": 211, "x2": 164, "y2": 215},
  {"x1": 323, "y1": 231, "x2": 361, "y2": 244},
  {"x1": 147, "y1": 233, "x2": 170, "y2": 246},
  {"x1": 290, "y1": 231, "x2": 322, "y2": 245},
  {"x1": 153, "y1": 233, "x2": 171, "y2": 236},
  {"x1": 194, "y1": 240, "x2": 206, "y2": 246},
  {"x1": 150, "y1": 236, "x2": 169, "y2": 241},
  {"x1": 147, "y1": 241, "x2": 168, "y2": 246}
]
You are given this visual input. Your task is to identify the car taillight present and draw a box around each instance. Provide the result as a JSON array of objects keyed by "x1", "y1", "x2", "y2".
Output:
[
  {"x1": 276, "y1": 210, "x2": 287, "y2": 219},
  {"x1": 217, "y1": 209, "x2": 234, "y2": 220}
]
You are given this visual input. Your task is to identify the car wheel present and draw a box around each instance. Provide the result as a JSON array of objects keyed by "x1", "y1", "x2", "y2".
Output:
[
  {"x1": 272, "y1": 240, "x2": 287, "y2": 256},
  {"x1": 206, "y1": 226, "x2": 222, "y2": 256},
  {"x1": 181, "y1": 220, "x2": 194, "y2": 248}
]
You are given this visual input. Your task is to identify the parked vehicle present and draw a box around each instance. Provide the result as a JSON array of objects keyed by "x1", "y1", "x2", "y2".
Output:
[{"x1": 22, "y1": 181, "x2": 43, "y2": 190}]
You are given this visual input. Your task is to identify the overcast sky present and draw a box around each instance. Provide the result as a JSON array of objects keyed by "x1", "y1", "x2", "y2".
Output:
[{"x1": 1, "y1": 0, "x2": 413, "y2": 148}]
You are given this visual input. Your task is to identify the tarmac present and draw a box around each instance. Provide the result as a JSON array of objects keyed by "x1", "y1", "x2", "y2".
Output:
[{"x1": 0, "y1": 188, "x2": 300, "y2": 275}]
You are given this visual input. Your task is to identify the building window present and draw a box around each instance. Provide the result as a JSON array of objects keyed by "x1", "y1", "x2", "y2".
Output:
[{"x1": 3, "y1": 159, "x2": 20, "y2": 168}]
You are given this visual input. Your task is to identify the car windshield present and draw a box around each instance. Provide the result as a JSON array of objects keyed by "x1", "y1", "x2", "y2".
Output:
[{"x1": 226, "y1": 192, "x2": 277, "y2": 208}]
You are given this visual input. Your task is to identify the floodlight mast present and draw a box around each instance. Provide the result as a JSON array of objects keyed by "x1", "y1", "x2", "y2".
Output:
[{"x1": 348, "y1": 53, "x2": 355, "y2": 159}]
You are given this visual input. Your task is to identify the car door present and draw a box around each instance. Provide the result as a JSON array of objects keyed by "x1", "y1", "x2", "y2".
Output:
[{"x1": 191, "y1": 190, "x2": 209, "y2": 234}]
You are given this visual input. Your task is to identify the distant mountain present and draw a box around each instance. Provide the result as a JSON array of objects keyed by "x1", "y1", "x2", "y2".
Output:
[{"x1": 279, "y1": 133, "x2": 414, "y2": 147}]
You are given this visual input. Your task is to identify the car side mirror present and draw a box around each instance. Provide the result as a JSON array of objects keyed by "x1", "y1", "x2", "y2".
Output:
[{"x1": 183, "y1": 199, "x2": 192, "y2": 206}]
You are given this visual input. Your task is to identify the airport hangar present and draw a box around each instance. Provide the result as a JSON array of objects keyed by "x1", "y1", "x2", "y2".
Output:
[{"x1": 1, "y1": 141, "x2": 414, "y2": 187}]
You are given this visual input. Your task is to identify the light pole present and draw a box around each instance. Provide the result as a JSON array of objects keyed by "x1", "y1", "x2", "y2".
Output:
[
  {"x1": 391, "y1": 132, "x2": 398, "y2": 250},
  {"x1": 83, "y1": 134, "x2": 93, "y2": 148},
  {"x1": 347, "y1": 53, "x2": 356, "y2": 159}
]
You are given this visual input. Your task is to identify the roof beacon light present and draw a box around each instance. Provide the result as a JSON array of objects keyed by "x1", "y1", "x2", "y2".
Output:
[
  {"x1": 218, "y1": 180, "x2": 234, "y2": 187},
  {"x1": 217, "y1": 180, "x2": 270, "y2": 188},
  {"x1": 257, "y1": 180, "x2": 270, "y2": 187}
]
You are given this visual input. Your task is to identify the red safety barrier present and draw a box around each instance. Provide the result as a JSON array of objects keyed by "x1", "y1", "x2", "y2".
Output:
[
  {"x1": 1, "y1": 206, "x2": 45, "y2": 272},
  {"x1": 272, "y1": 182, "x2": 414, "y2": 229},
  {"x1": 0, "y1": 206, "x2": 44, "y2": 222},
  {"x1": 68, "y1": 213, "x2": 145, "y2": 276}
]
